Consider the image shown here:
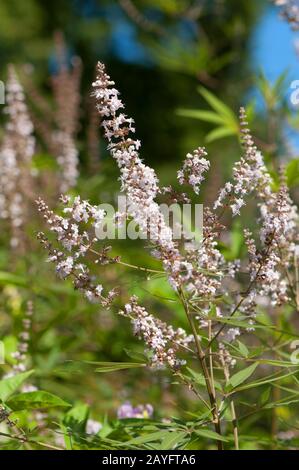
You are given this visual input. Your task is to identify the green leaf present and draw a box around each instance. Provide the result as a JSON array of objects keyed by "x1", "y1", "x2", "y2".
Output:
[
  {"x1": 206, "y1": 126, "x2": 236, "y2": 143},
  {"x1": 186, "y1": 367, "x2": 222, "y2": 392},
  {"x1": 256, "y1": 71, "x2": 287, "y2": 110},
  {"x1": 32, "y1": 153, "x2": 59, "y2": 171},
  {"x1": 178, "y1": 87, "x2": 239, "y2": 143},
  {"x1": 207, "y1": 304, "x2": 217, "y2": 318},
  {"x1": 184, "y1": 438, "x2": 202, "y2": 450},
  {"x1": 245, "y1": 99, "x2": 256, "y2": 124},
  {"x1": 158, "y1": 431, "x2": 187, "y2": 450},
  {"x1": 215, "y1": 316, "x2": 272, "y2": 330},
  {"x1": 0, "y1": 271, "x2": 27, "y2": 287},
  {"x1": 256, "y1": 359, "x2": 299, "y2": 368},
  {"x1": 7, "y1": 391, "x2": 71, "y2": 410},
  {"x1": 59, "y1": 423, "x2": 73, "y2": 450},
  {"x1": 0, "y1": 440, "x2": 23, "y2": 450},
  {"x1": 195, "y1": 428, "x2": 229, "y2": 442},
  {"x1": 226, "y1": 363, "x2": 258, "y2": 391},
  {"x1": 198, "y1": 87, "x2": 235, "y2": 121},
  {"x1": 63, "y1": 402, "x2": 89, "y2": 434},
  {"x1": 286, "y1": 158, "x2": 299, "y2": 188},
  {"x1": 237, "y1": 341, "x2": 249, "y2": 358},
  {"x1": 91, "y1": 362, "x2": 146, "y2": 373},
  {"x1": 0, "y1": 370, "x2": 34, "y2": 402},
  {"x1": 223, "y1": 222, "x2": 244, "y2": 260},
  {"x1": 124, "y1": 349, "x2": 148, "y2": 363},
  {"x1": 233, "y1": 369, "x2": 299, "y2": 393},
  {"x1": 176, "y1": 109, "x2": 225, "y2": 124},
  {"x1": 259, "y1": 387, "x2": 271, "y2": 406},
  {"x1": 264, "y1": 395, "x2": 299, "y2": 408},
  {"x1": 122, "y1": 430, "x2": 170, "y2": 446}
]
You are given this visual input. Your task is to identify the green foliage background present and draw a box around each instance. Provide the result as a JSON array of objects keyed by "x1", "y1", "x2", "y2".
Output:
[{"x1": 1, "y1": 0, "x2": 299, "y2": 450}]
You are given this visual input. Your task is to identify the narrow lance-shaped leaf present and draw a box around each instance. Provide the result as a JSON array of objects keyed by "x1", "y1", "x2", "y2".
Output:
[
  {"x1": 158, "y1": 431, "x2": 187, "y2": 450},
  {"x1": 87, "y1": 361, "x2": 146, "y2": 373},
  {"x1": 119, "y1": 430, "x2": 172, "y2": 447},
  {"x1": 0, "y1": 370, "x2": 34, "y2": 402},
  {"x1": 7, "y1": 391, "x2": 71, "y2": 410},
  {"x1": 0, "y1": 271, "x2": 27, "y2": 287},
  {"x1": 226, "y1": 363, "x2": 258, "y2": 391},
  {"x1": 206, "y1": 126, "x2": 236, "y2": 143},
  {"x1": 176, "y1": 109, "x2": 226, "y2": 124},
  {"x1": 195, "y1": 428, "x2": 229, "y2": 442},
  {"x1": 198, "y1": 86, "x2": 237, "y2": 122}
]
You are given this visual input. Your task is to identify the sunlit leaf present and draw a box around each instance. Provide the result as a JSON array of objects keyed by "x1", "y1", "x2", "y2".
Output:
[
  {"x1": 195, "y1": 428, "x2": 229, "y2": 442},
  {"x1": 176, "y1": 109, "x2": 225, "y2": 124},
  {"x1": 226, "y1": 363, "x2": 258, "y2": 391},
  {"x1": 206, "y1": 126, "x2": 236, "y2": 143},
  {"x1": 0, "y1": 370, "x2": 34, "y2": 402},
  {"x1": 0, "y1": 271, "x2": 27, "y2": 287},
  {"x1": 7, "y1": 391, "x2": 71, "y2": 410},
  {"x1": 89, "y1": 362, "x2": 146, "y2": 373}
]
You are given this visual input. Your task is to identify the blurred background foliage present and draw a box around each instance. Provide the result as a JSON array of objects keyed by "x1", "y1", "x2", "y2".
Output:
[{"x1": 0, "y1": 0, "x2": 263, "y2": 170}]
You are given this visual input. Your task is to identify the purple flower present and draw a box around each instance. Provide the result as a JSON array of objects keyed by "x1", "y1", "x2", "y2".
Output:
[{"x1": 117, "y1": 402, "x2": 154, "y2": 419}]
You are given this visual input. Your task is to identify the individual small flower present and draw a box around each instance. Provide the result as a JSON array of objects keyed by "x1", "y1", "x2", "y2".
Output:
[
  {"x1": 21, "y1": 384, "x2": 38, "y2": 393},
  {"x1": 231, "y1": 198, "x2": 245, "y2": 216},
  {"x1": 224, "y1": 327, "x2": 241, "y2": 343},
  {"x1": 86, "y1": 419, "x2": 102, "y2": 435}
]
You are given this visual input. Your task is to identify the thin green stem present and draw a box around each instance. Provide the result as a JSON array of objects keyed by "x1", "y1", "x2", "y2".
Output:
[
  {"x1": 220, "y1": 350, "x2": 239, "y2": 450},
  {"x1": 179, "y1": 288, "x2": 224, "y2": 450}
]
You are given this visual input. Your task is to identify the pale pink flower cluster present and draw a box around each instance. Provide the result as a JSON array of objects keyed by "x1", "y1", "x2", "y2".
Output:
[
  {"x1": 92, "y1": 62, "x2": 189, "y2": 291},
  {"x1": 51, "y1": 34, "x2": 81, "y2": 192},
  {"x1": 54, "y1": 131, "x2": 79, "y2": 193},
  {"x1": 211, "y1": 108, "x2": 299, "y2": 324},
  {"x1": 214, "y1": 108, "x2": 272, "y2": 215},
  {"x1": 185, "y1": 208, "x2": 224, "y2": 298},
  {"x1": 0, "y1": 66, "x2": 35, "y2": 248},
  {"x1": 36, "y1": 196, "x2": 116, "y2": 307},
  {"x1": 92, "y1": 63, "x2": 173, "y2": 248},
  {"x1": 121, "y1": 296, "x2": 193, "y2": 369},
  {"x1": 177, "y1": 147, "x2": 210, "y2": 195},
  {"x1": 27, "y1": 33, "x2": 81, "y2": 193},
  {"x1": 274, "y1": 0, "x2": 299, "y2": 30},
  {"x1": 91, "y1": 63, "x2": 233, "y2": 304},
  {"x1": 244, "y1": 183, "x2": 299, "y2": 306}
]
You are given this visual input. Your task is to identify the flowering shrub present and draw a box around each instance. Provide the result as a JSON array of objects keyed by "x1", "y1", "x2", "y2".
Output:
[
  {"x1": 32, "y1": 62, "x2": 299, "y2": 450},
  {"x1": 0, "y1": 4, "x2": 299, "y2": 450}
]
